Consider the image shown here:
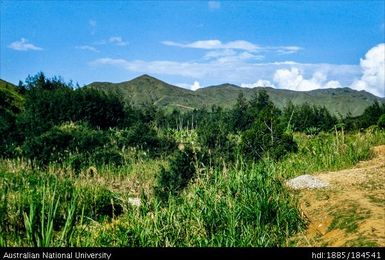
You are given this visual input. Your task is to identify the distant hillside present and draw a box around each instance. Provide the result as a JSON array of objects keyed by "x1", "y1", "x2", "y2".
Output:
[
  {"x1": 88, "y1": 75, "x2": 205, "y2": 112},
  {"x1": 197, "y1": 84, "x2": 384, "y2": 116},
  {"x1": 90, "y1": 75, "x2": 382, "y2": 116}
]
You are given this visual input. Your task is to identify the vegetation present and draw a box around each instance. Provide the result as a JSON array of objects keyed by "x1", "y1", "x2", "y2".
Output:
[
  {"x1": 89, "y1": 74, "x2": 384, "y2": 116},
  {"x1": 0, "y1": 72, "x2": 384, "y2": 247}
]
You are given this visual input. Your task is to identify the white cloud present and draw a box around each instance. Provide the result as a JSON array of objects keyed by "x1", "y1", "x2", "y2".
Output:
[
  {"x1": 90, "y1": 43, "x2": 385, "y2": 97},
  {"x1": 109, "y1": 36, "x2": 128, "y2": 46},
  {"x1": 8, "y1": 38, "x2": 43, "y2": 51},
  {"x1": 94, "y1": 36, "x2": 129, "y2": 46},
  {"x1": 162, "y1": 40, "x2": 258, "y2": 51},
  {"x1": 174, "y1": 81, "x2": 203, "y2": 91},
  {"x1": 273, "y1": 67, "x2": 341, "y2": 91},
  {"x1": 241, "y1": 80, "x2": 275, "y2": 88},
  {"x1": 204, "y1": 49, "x2": 237, "y2": 59},
  {"x1": 204, "y1": 49, "x2": 264, "y2": 63},
  {"x1": 208, "y1": 1, "x2": 221, "y2": 10},
  {"x1": 162, "y1": 39, "x2": 301, "y2": 56},
  {"x1": 191, "y1": 81, "x2": 202, "y2": 91},
  {"x1": 276, "y1": 46, "x2": 302, "y2": 55},
  {"x1": 350, "y1": 43, "x2": 385, "y2": 97},
  {"x1": 91, "y1": 57, "x2": 359, "y2": 87},
  {"x1": 76, "y1": 45, "x2": 99, "y2": 52}
]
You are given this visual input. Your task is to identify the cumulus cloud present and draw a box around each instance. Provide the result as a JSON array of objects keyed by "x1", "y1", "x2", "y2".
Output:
[
  {"x1": 350, "y1": 43, "x2": 385, "y2": 97},
  {"x1": 90, "y1": 42, "x2": 384, "y2": 96},
  {"x1": 8, "y1": 38, "x2": 43, "y2": 51},
  {"x1": 174, "y1": 81, "x2": 202, "y2": 91},
  {"x1": 273, "y1": 67, "x2": 341, "y2": 91},
  {"x1": 208, "y1": 1, "x2": 221, "y2": 10},
  {"x1": 191, "y1": 81, "x2": 202, "y2": 91},
  {"x1": 241, "y1": 80, "x2": 275, "y2": 88},
  {"x1": 91, "y1": 57, "x2": 359, "y2": 87},
  {"x1": 76, "y1": 45, "x2": 99, "y2": 52}
]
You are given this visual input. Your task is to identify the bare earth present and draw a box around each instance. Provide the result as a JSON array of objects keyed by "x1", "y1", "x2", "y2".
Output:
[{"x1": 293, "y1": 145, "x2": 385, "y2": 246}]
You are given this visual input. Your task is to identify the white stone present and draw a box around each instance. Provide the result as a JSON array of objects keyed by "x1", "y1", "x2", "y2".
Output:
[{"x1": 286, "y1": 174, "x2": 329, "y2": 190}]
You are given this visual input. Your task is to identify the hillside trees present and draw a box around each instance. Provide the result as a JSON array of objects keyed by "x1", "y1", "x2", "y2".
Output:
[
  {"x1": 241, "y1": 90, "x2": 297, "y2": 160},
  {"x1": 1, "y1": 73, "x2": 175, "y2": 168},
  {"x1": 282, "y1": 102, "x2": 337, "y2": 133}
]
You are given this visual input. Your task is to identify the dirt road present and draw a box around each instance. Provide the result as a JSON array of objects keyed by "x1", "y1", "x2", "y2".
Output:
[{"x1": 294, "y1": 145, "x2": 385, "y2": 246}]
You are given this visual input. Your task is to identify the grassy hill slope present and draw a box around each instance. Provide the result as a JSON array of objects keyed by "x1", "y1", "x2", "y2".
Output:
[{"x1": 83, "y1": 75, "x2": 384, "y2": 116}]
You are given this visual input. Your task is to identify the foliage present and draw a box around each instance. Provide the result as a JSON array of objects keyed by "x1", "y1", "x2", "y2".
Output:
[
  {"x1": 282, "y1": 101, "x2": 337, "y2": 133},
  {"x1": 90, "y1": 75, "x2": 384, "y2": 117},
  {"x1": 17, "y1": 73, "x2": 126, "y2": 141},
  {"x1": 155, "y1": 146, "x2": 206, "y2": 200},
  {"x1": 240, "y1": 91, "x2": 297, "y2": 161},
  {"x1": 1, "y1": 72, "x2": 385, "y2": 247},
  {"x1": 377, "y1": 114, "x2": 385, "y2": 129},
  {"x1": 0, "y1": 81, "x2": 24, "y2": 156},
  {"x1": 22, "y1": 122, "x2": 109, "y2": 167}
]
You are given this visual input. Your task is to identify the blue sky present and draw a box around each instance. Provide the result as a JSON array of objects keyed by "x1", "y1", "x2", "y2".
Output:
[{"x1": 1, "y1": 1, "x2": 384, "y2": 96}]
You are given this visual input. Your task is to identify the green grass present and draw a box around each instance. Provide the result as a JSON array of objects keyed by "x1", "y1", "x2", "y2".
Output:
[
  {"x1": 1, "y1": 129, "x2": 384, "y2": 247},
  {"x1": 272, "y1": 129, "x2": 385, "y2": 179},
  {"x1": 328, "y1": 201, "x2": 371, "y2": 233}
]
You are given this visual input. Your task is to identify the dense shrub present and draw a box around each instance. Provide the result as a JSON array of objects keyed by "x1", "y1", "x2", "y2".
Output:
[
  {"x1": 17, "y1": 73, "x2": 127, "y2": 141},
  {"x1": 155, "y1": 146, "x2": 208, "y2": 201},
  {"x1": 22, "y1": 122, "x2": 109, "y2": 167},
  {"x1": 116, "y1": 122, "x2": 175, "y2": 156},
  {"x1": 78, "y1": 186, "x2": 123, "y2": 221}
]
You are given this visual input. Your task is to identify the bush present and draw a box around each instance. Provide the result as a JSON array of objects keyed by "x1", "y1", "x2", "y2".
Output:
[
  {"x1": 378, "y1": 114, "x2": 385, "y2": 129},
  {"x1": 22, "y1": 122, "x2": 108, "y2": 167},
  {"x1": 116, "y1": 122, "x2": 175, "y2": 156},
  {"x1": 155, "y1": 146, "x2": 207, "y2": 201},
  {"x1": 78, "y1": 186, "x2": 123, "y2": 221}
]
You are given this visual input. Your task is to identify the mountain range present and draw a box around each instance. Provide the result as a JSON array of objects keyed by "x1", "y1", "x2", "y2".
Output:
[{"x1": 88, "y1": 74, "x2": 385, "y2": 116}]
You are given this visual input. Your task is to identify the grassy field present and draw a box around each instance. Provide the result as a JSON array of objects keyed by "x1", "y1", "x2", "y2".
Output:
[{"x1": 1, "y1": 129, "x2": 384, "y2": 247}]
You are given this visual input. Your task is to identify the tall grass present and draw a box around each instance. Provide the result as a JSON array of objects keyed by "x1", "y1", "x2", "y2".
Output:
[
  {"x1": 1, "y1": 130, "x2": 384, "y2": 247},
  {"x1": 80, "y1": 161, "x2": 304, "y2": 247},
  {"x1": 274, "y1": 130, "x2": 385, "y2": 179}
]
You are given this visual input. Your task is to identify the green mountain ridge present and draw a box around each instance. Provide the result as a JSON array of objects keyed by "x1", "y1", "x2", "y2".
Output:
[
  {"x1": 2, "y1": 75, "x2": 383, "y2": 116},
  {"x1": 88, "y1": 74, "x2": 384, "y2": 116}
]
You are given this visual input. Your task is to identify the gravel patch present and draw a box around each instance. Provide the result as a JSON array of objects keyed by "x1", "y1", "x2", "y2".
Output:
[{"x1": 286, "y1": 174, "x2": 329, "y2": 190}]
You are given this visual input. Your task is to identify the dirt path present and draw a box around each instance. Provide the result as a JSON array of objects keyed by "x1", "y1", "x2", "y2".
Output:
[{"x1": 293, "y1": 145, "x2": 385, "y2": 246}]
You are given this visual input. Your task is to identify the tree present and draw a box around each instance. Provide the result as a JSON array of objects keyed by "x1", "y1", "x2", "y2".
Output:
[
  {"x1": 231, "y1": 92, "x2": 250, "y2": 132},
  {"x1": 241, "y1": 92, "x2": 297, "y2": 161}
]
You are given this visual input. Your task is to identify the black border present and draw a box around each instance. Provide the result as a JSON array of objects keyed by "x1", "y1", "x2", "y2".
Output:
[{"x1": 0, "y1": 247, "x2": 384, "y2": 260}]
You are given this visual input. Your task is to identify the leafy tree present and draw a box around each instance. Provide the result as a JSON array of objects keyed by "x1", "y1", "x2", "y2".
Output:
[
  {"x1": 231, "y1": 92, "x2": 250, "y2": 132},
  {"x1": 241, "y1": 92, "x2": 297, "y2": 160},
  {"x1": 17, "y1": 73, "x2": 127, "y2": 140}
]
